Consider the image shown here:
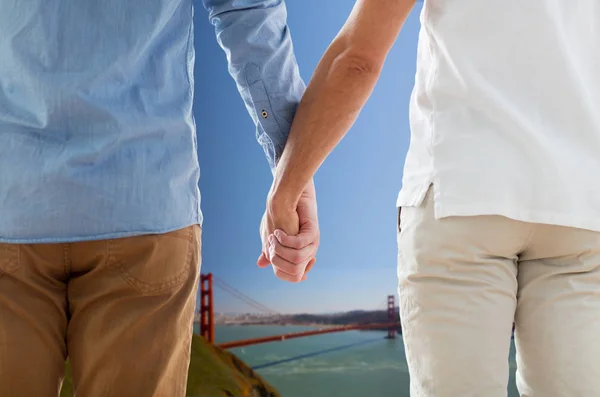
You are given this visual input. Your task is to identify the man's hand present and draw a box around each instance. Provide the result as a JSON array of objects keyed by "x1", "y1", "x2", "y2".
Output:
[{"x1": 257, "y1": 180, "x2": 320, "y2": 283}]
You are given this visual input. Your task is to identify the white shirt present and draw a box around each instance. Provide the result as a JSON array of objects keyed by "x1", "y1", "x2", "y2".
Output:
[{"x1": 398, "y1": 0, "x2": 600, "y2": 232}]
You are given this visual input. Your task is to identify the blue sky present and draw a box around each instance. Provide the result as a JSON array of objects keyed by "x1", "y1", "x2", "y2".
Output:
[{"x1": 195, "y1": 1, "x2": 423, "y2": 314}]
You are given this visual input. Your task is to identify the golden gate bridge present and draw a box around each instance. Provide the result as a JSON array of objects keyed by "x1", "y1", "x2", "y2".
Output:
[{"x1": 195, "y1": 273, "x2": 401, "y2": 350}]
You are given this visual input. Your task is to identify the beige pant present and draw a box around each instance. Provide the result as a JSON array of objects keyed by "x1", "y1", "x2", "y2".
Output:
[
  {"x1": 398, "y1": 187, "x2": 600, "y2": 397},
  {"x1": 0, "y1": 225, "x2": 201, "y2": 397}
]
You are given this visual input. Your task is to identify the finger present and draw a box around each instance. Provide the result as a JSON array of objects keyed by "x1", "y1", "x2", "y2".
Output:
[
  {"x1": 257, "y1": 252, "x2": 271, "y2": 268},
  {"x1": 304, "y1": 257, "x2": 317, "y2": 274},
  {"x1": 300, "y1": 257, "x2": 317, "y2": 281},
  {"x1": 270, "y1": 253, "x2": 307, "y2": 277},
  {"x1": 273, "y1": 266, "x2": 304, "y2": 283},
  {"x1": 274, "y1": 224, "x2": 318, "y2": 250},
  {"x1": 270, "y1": 237, "x2": 316, "y2": 266}
]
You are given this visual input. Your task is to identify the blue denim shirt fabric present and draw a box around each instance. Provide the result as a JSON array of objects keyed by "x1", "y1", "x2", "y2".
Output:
[{"x1": 0, "y1": 0, "x2": 305, "y2": 242}]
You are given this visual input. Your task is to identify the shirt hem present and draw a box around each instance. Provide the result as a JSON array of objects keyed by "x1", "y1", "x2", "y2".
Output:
[
  {"x1": 0, "y1": 218, "x2": 203, "y2": 244},
  {"x1": 396, "y1": 181, "x2": 600, "y2": 233}
]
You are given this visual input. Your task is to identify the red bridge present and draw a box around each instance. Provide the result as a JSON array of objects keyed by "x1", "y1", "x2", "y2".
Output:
[{"x1": 195, "y1": 273, "x2": 401, "y2": 349}]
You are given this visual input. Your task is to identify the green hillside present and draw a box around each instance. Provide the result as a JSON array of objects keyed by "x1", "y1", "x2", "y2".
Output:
[{"x1": 60, "y1": 334, "x2": 280, "y2": 397}]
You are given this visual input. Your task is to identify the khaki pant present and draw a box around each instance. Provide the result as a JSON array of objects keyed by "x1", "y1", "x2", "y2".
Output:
[
  {"x1": 398, "y1": 187, "x2": 600, "y2": 397},
  {"x1": 0, "y1": 225, "x2": 201, "y2": 397}
]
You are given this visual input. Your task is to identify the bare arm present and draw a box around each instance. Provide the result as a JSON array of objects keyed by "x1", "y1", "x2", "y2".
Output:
[{"x1": 269, "y1": 0, "x2": 416, "y2": 208}]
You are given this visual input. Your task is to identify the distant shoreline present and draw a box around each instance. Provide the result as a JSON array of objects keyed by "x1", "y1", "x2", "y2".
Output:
[
  {"x1": 216, "y1": 323, "x2": 395, "y2": 332},
  {"x1": 212, "y1": 308, "x2": 400, "y2": 331},
  {"x1": 216, "y1": 323, "x2": 339, "y2": 327}
]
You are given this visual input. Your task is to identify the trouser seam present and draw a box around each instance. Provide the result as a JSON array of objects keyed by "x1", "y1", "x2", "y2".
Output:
[
  {"x1": 63, "y1": 243, "x2": 71, "y2": 276},
  {"x1": 518, "y1": 223, "x2": 536, "y2": 255}
]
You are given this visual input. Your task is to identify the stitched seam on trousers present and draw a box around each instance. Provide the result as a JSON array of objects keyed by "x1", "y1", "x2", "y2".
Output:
[
  {"x1": 108, "y1": 227, "x2": 194, "y2": 295},
  {"x1": 518, "y1": 222, "x2": 536, "y2": 254},
  {"x1": 63, "y1": 243, "x2": 71, "y2": 276}
]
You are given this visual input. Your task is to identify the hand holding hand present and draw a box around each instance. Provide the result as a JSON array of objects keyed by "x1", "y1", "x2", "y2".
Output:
[{"x1": 258, "y1": 180, "x2": 320, "y2": 283}]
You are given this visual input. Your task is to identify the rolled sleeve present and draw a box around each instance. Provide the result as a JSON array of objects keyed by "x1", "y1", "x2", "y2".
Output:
[{"x1": 202, "y1": 0, "x2": 306, "y2": 172}]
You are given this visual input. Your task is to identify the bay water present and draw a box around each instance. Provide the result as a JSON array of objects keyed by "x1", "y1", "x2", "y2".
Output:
[{"x1": 207, "y1": 325, "x2": 519, "y2": 397}]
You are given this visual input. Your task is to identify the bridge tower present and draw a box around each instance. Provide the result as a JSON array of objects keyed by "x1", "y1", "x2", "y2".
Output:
[
  {"x1": 387, "y1": 294, "x2": 396, "y2": 339},
  {"x1": 199, "y1": 273, "x2": 215, "y2": 344}
]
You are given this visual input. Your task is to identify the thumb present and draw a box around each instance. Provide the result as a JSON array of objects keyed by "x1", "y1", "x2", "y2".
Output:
[{"x1": 257, "y1": 252, "x2": 271, "y2": 268}]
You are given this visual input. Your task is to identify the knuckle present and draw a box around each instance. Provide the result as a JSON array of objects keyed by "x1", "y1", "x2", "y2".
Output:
[
  {"x1": 271, "y1": 243, "x2": 282, "y2": 256},
  {"x1": 293, "y1": 239, "x2": 306, "y2": 249},
  {"x1": 299, "y1": 238, "x2": 311, "y2": 248},
  {"x1": 279, "y1": 262, "x2": 301, "y2": 276},
  {"x1": 282, "y1": 235, "x2": 297, "y2": 248},
  {"x1": 271, "y1": 255, "x2": 284, "y2": 268},
  {"x1": 289, "y1": 251, "x2": 304, "y2": 264},
  {"x1": 274, "y1": 241, "x2": 288, "y2": 256}
]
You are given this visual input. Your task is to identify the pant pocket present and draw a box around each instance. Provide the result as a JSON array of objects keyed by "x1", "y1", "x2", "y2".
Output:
[
  {"x1": 0, "y1": 244, "x2": 20, "y2": 277},
  {"x1": 107, "y1": 225, "x2": 200, "y2": 295}
]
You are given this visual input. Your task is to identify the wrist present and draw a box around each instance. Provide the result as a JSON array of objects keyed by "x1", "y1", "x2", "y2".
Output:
[
  {"x1": 268, "y1": 177, "x2": 300, "y2": 214},
  {"x1": 269, "y1": 152, "x2": 314, "y2": 211}
]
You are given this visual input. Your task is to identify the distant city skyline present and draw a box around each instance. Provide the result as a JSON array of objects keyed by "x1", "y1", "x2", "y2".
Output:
[{"x1": 195, "y1": 1, "x2": 423, "y2": 314}]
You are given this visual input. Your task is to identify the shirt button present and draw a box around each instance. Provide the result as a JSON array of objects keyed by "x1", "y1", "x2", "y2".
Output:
[{"x1": 261, "y1": 110, "x2": 269, "y2": 119}]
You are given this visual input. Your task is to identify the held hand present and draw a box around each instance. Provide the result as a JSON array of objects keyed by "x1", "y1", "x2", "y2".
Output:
[{"x1": 258, "y1": 181, "x2": 320, "y2": 283}]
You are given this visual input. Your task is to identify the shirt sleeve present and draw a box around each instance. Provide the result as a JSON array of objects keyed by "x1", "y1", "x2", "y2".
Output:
[{"x1": 201, "y1": 0, "x2": 306, "y2": 172}]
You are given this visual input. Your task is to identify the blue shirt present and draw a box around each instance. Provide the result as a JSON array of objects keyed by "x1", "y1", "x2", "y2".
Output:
[{"x1": 0, "y1": 0, "x2": 305, "y2": 243}]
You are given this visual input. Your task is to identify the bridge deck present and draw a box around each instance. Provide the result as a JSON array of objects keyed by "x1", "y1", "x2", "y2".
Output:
[{"x1": 217, "y1": 322, "x2": 400, "y2": 349}]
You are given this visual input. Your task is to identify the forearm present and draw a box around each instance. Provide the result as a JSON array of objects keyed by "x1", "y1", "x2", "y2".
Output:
[
  {"x1": 270, "y1": 41, "x2": 382, "y2": 206},
  {"x1": 269, "y1": 0, "x2": 416, "y2": 206}
]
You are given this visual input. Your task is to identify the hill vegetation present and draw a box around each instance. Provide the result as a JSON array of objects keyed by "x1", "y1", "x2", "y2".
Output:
[{"x1": 60, "y1": 334, "x2": 280, "y2": 397}]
